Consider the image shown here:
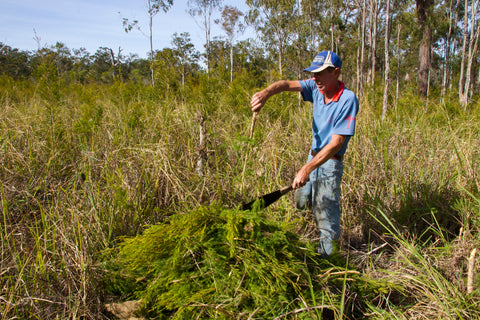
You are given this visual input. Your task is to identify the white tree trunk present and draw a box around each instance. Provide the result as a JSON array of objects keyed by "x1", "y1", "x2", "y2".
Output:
[
  {"x1": 395, "y1": 24, "x2": 401, "y2": 110},
  {"x1": 372, "y1": 0, "x2": 378, "y2": 86},
  {"x1": 367, "y1": 0, "x2": 378, "y2": 85},
  {"x1": 441, "y1": 0, "x2": 460, "y2": 101},
  {"x1": 360, "y1": 0, "x2": 367, "y2": 94},
  {"x1": 148, "y1": 0, "x2": 155, "y2": 87},
  {"x1": 356, "y1": 41, "x2": 361, "y2": 94},
  {"x1": 459, "y1": 0, "x2": 469, "y2": 104},
  {"x1": 330, "y1": 0, "x2": 335, "y2": 50},
  {"x1": 196, "y1": 113, "x2": 207, "y2": 176},
  {"x1": 463, "y1": 0, "x2": 480, "y2": 108},
  {"x1": 382, "y1": 0, "x2": 391, "y2": 121},
  {"x1": 230, "y1": 44, "x2": 233, "y2": 82}
]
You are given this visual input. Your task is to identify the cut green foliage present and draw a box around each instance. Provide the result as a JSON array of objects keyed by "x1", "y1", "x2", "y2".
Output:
[{"x1": 114, "y1": 204, "x2": 392, "y2": 319}]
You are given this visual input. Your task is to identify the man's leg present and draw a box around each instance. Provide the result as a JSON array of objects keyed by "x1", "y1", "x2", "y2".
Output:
[
  {"x1": 294, "y1": 180, "x2": 312, "y2": 210},
  {"x1": 311, "y1": 159, "x2": 344, "y2": 257},
  {"x1": 294, "y1": 154, "x2": 314, "y2": 210}
]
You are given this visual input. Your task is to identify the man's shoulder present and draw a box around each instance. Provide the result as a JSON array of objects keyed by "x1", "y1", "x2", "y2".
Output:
[
  {"x1": 342, "y1": 86, "x2": 356, "y2": 96},
  {"x1": 340, "y1": 86, "x2": 358, "y2": 102}
]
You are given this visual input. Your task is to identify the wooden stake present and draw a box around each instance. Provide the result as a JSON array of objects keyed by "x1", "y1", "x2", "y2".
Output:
[
  {"x1": 467, "y1": 248, "x2": 477, "y2": 294},
  {"x1": 196, "y1": 112, "x2": 207, "y2": 176},
  {"x1": 249, "y1": 112, "x2": 258, "y2": 139}
]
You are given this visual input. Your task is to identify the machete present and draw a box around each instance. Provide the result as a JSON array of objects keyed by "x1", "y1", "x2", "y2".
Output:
[{"x1": 241, "y1": 185, "x2": 293, "y2": 211}]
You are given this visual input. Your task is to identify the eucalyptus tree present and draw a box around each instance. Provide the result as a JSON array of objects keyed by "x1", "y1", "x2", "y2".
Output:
[
  {"x1": 377, "y1": 0, "x2": 410, "y2": 118},
  {"x1": 416, "y1": 0, "x2": 434, "y2": 97},
  {"x1": 280, "y1": 0, "x2": 310, "y2": 79},
  {"x1": 459, "y1": 0, "x2": 469, "y2": 103},
  {"x1": 367, "y1": 0, "x2": 381, "y2": 85},
  {"x1": 52, "y1": 42, "x2": 74, "y2": 81},
  {"x1": 382, "y1": 0, "x2": 392, "y2": 121},
  {"x1": 126, "y1": 56, "x2": 151, "y2": 84},
  {"x1": 300, "y1": 0, "x2": 324, "y2": 51},
  {"x1": 29, "y1": 42, "x2": 75, "y2": 87},
  {"x1": 91, "y1": 47, "x2": 123, "y2": 83},
  {"x1": 353, "y1": 0, "x2": 367, "y2": 94},
  {"x1": 171, "y1": 32, "x2": 200, "y2": 88},
  {"x1": 187, "y1": 0, "x2": 223, "y2": 74},
  {"x1": 153, "y1": 48, "x2": 180, "y2": 93},
  {"x1": 235, "y1": 39, "x2": 271, "y2": 81},
  {"x1": 216, "y1": 5, "x2": 245, "y2": 82},
  {"x1": 71, "y1": 47, "x2": 92, "y2": 83},
  {"x1": 208, "y1": 39, "x2": 230, "y2": 78},
  {"x1": 440, "y1": 0, "x2": 461, "y2": 100},
  {"x1": 459, "y1": 0, "x2": 480, "y2": 107},
  {"x1": 245, "y1": 0, "x2": 298, "y2": 76},
  {"x1": 122, "y1": 0, "x2": 174, "y2": 86}
]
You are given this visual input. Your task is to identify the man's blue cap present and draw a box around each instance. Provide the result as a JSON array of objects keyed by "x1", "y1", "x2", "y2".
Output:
[{"x1": 304, "y1": 51, "x2": 342, "y2": 73}]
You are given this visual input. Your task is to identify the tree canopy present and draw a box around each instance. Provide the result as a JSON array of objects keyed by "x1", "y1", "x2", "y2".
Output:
[{"x1": 1, "y1": 0, "x2": 480, "y2": 107}]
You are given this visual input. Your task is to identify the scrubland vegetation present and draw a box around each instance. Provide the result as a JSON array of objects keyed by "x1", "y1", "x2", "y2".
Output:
[
  {"x1": 1, "y1": 0, "x2": 480, "y2": 315},
  {"x1": 0, "y1": 69, "x2": 479, "y2": 319}
]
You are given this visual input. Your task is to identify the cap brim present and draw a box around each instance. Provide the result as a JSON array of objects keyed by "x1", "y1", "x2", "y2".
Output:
[{"x1": 303, "y1": 63, "x2": 335, "y2": 73}]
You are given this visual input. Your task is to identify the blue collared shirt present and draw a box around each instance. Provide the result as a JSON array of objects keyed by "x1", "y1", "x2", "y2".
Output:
[{"x1": 299, "y1": 79, "x2": 359, "y2": 156}]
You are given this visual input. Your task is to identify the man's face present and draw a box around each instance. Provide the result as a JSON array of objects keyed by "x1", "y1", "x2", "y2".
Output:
[{"x1": 312, "y1": 67, "x2": 340, "y2": 92}]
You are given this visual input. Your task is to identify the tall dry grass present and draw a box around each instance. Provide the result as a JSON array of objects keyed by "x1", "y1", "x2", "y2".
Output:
[
  {"x1": 0, "y1": 74, "x2": 479, "y2": 318},
  {"x1": 342, "y1": 91, "x2": 480, "y2": 318}
]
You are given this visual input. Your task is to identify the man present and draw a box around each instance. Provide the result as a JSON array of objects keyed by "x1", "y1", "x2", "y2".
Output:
[{"x1": 250, "y1": 51, "x2": 359, "y2": 257}]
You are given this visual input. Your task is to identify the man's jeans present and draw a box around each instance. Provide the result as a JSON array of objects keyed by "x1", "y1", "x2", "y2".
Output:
[{"x1": 294, "y1": 154, "x2": 344, "y2": 257}]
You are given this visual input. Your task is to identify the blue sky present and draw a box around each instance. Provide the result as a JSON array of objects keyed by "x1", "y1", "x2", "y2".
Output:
[{"x1": 0, "y1": 0, "x2": 254, "y2": 58}]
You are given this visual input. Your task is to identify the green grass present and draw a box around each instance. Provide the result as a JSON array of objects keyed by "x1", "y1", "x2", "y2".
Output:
[{"x1": 0, "y1": 74, "x2": 479, "y2": 318}]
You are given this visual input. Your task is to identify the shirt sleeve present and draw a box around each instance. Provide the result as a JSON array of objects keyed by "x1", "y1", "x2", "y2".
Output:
[
  {"x1": 299, "y1": 79, "x2": 315, "y2": 103},
  {"x1": 332, "y1": 94, "x2": 359, "y2": 136}
]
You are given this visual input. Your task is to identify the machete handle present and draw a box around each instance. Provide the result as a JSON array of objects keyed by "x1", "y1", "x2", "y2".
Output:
[{"x1": 280, "y1": 185, "x2": 293, "y2": 195}]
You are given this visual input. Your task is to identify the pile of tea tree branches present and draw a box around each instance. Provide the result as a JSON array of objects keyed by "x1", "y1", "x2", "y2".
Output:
[{"x1": 109, "y1": 204, "x2": 400, "y2": 319}]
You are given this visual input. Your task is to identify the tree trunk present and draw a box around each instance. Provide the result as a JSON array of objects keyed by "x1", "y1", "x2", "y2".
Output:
[
  {"x1": 330, "y1": 0, "x2": 335, "y2": 50},
  {"x1": 307, "y1": 2, "x2": 316, "y2": 50},
  {"x1": 382, "y1": 0, "x2": 391, "y2": 121},
  {"x1": 462, "y1": 0, "x2": 480, "y2": 108},
  {"x1": 108, "y1": 48, "x2": 117, "y2": 80},
  {"x1": 278, "y1": 40, "x2": 283, "y2": 76},
  {"x1": 367, "y1": 0, "x2": 378, "y2": 85},
  {"x1": 370, "y1": 0, "x2": 378, "y2": 86},
  {"x1": 395, "y1": 24, "x2": 401, "y2": 110},
  {"x1": 182, "y1": 66, "x2": 185, "y2": 88},
  {"x1": 477, "y1": 66, "x2": 480, "y2": 98},
  {"x1": 360, "y1": 0, "x2": 367, "y2": 94},
  {"x1": 367, "y1": 0, "x2": 373, "y2": 84},
  {"x1": 356, "y1": 39, "x2": 361, "y2": 94},
  {"x1": 416, "y1": 0, "x2": 433, "y2": 97},
  {"x1": 196, "y1": 112, "x2": 207, "y2": 176},
  {"x1": 148, "y1": 0, "x2": 155, "y2": 87},
  {"x1": 205, "y1": 13, "x2": 211, "y2": 74},
  {"x1": 459, "y1": 0, "x2": 468, "y2": 103},
  {"x1": 230, "y1": 43, "x2": 233, "y2": 82},
  {"x1": 441, "y1": 0, "x2": 459, "y2": 101}
]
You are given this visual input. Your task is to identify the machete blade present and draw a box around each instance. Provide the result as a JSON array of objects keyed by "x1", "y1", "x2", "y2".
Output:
[{"x1": 241, "y1": 185, "x2": 293, "y2": 211}]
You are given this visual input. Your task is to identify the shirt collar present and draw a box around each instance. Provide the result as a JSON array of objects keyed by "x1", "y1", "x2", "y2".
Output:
[{"x1": 318, "y1": 81, "x2": 345, "y2": 102}]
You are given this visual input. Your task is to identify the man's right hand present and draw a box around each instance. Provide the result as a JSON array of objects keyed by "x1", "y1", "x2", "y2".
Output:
[
  {"x1": 292, "y1": 165, "x2": 311, "y2": 189},
  {"x1": 250, "y1": 80, "x2": 302, "y2": 113},
  {"x1": 250, "y1": 90, "x2": 269, "y2": 113}
]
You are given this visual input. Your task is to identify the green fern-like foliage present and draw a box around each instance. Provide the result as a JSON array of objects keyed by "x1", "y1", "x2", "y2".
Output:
[{"x1": 115, "y1": 204, "x2": 399, "y2": 319}]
